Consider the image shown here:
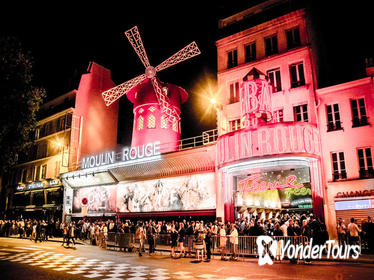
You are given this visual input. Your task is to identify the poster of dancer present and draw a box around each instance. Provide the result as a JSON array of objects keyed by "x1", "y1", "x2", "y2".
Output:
[
  {"x1": 116, "y1": 173, "x2": 216, "y2": 212},
  {"x1": 72, "y1": 185, "x2": 117, "y2": 214}
]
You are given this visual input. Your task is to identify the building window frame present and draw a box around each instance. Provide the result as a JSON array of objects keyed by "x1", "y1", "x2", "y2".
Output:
[
  {"x1": 272, "y1": 108, "x2": 284, "y2": 123},
  {"x1": 289, "y1": 61, "x2": 305, "y2": 88},
  {"x1": 229, "y1": 119, "x2": 241, "y2": 132},
  {"x1": 244, "y1": 42, "x2": 256, "y2": 63},
  {"x1": 293, "y1": 104, "x2": 308, "y2": 122},
  {"x1": 41, "y1": 165, "x2": 47, "y2": 179},
  {"x1": 229, "y1": 81, "x2": 240, "y2": 104},
  {"x1": 227, "y1": 49, "x2": 238, "y2": 69},
  {"x1": 357, "y1": 147, "x2": 374, "y2": 178},
  {"x1": 331, "y1": 151, "x2": 347, "y2": 181},
  {"x1": 267, "y1": 68, "x2": 282, "y2": 92},
  {"x1": 351, "y1": 97, "x2": 369, "y2": 127},
  {"x1": 147, "y1": 114, "x2": 156, "y2": 129},
  {"x1": 326, "y1": 103, "x2": 342, "y2": 131},
  {"x1": 286, "y1": 27, "x2": 301, "y2": 49},
  {"x1": 265, "y1": 34, "x2": 278, "y2": 56}
]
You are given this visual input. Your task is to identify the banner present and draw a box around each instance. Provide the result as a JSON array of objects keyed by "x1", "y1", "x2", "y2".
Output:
[
  {"x1": 116, "y1": 173, "x2": 216, "y2": 213},
  {"x1": 72, "y1": 185, "x2": 117, "y2": 214},
  {"x1": 235, "y1": 167, "x2": 312, "y2": 209}
]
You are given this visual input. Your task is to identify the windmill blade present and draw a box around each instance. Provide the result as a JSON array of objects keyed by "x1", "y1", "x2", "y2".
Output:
[
  {"x1": 125, "y1": 26, "x2": 150, "y2": 68},
  {"x1": 102, "y1": 74, "x2": 146, "y2": 106},
  {"x1": 155, "y1": 41, "x2": 201, "y2": 73},
  {"x1": 150, "y1": 78, "x2": 180, "y2": 123}
]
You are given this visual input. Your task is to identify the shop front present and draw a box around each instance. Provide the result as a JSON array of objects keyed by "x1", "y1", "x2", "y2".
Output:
[
  {"x1": 11, "y1": 178, "x2": 63, "y2": 219},
  {"x1": 61, "y1": 143, "x2": 217, "y2": 221},
  {"x1": 216, "y1": 122, "x2": 324, "y2": 222},
  {"x1": 326, "y1": 179, "x2": 374, "y2": 239}
]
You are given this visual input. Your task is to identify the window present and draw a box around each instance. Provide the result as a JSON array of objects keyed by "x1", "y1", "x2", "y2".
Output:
[
  {"x1": 267, "y1": 68, "x2": 282, "y2": 92},
  {"x1": 35, "y1": 127, "x2": 40, "y2": 140},
  {"x1": 41, "y1": 165, "x2": 47, "y2": 179},
  {"x1": 227, "y1": 49, "x2": 238, "y2": 68},
  {"x1": 293, "y1": 104, "x2": 308, "y2": 122},
  {"x1": 331, "y1": 152, "x2": 347, "y2": 181},
  {"x1": 147, "y1": 114, "x2": 156, "y2": 129},
  {"x1": 229, "y1": 82, "x2": 240, "y2": 103},
  {"x1": 160, "y1": 115, "x2": 168, "y2": 129},
  {"x1": 57, "y1": 116, "x2": 65, "y2": 131},
  {"x1": 35, "y1": 166, "x2": 41, "y2": 181},
  {"x1": 229, "y1": 119, "x2": 241, "y2": 132},
  {"x1": 290, "y1": 62, "x2": 305, "y2": 88},
  {"x1": 286, "y1": 27, "x2": 301, "y2": 49},
  {"x1": 351, "y1": 98, "x2": 369, "y2": 127},
  {"x1": 137, "y1": 116, "x2": 144, "y2": 130},
  {"x1": 273, "y1": 109, "x2": 284, "y2": 123},
  {"x1": 245, "y1": 42, "x2": 256, "y2": 63},
  {"x1": 326, "y1": 104, "x2": 342, "y2": 131},
  {"x1": 357, "y1": 148, "x2": 374, "y2": 178},
  {"x1": 265, "y1": 35, "x2": 278, "y2": 56}
]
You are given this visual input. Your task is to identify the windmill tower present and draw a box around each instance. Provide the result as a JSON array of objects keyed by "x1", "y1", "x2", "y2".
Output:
[{"x1": 102, "y1": 26, "x2": 200, "y2": 153}]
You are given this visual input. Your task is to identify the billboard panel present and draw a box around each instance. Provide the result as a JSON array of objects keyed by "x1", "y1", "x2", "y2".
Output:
[{"x1": 116, "y1": 173, "x2": 216, "y2": 212}]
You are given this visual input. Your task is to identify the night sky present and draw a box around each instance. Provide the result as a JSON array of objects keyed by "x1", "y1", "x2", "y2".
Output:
[{"x1": 1, "y1": 0, "x2": 373, "y2": 145}]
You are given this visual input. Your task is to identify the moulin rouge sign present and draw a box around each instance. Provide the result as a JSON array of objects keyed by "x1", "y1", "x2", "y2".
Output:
[
  {"x1": 81, "y1": 141, "x2": 161, "y2": 170},
  {"x1": 217, "y1": 122, "x2": 320, "y2": 166}
]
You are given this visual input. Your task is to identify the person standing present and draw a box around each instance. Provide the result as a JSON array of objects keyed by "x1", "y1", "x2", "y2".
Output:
[
  {"x1": 336, "y1": 218, "x2": 347, "y2": 246},
  {"x1": 229, "y1": 224, "x2": 238, "y2": 261},
  {"x1": 170, "y1": 226, "x2": 179, "y2": 258},
  {"x1": 219, "y1": 223, "x2": 227, "y2": 260},
  {"x1": 348, "y1": 218, "x2": 361, "y2": 246},
  {"x1": 135, "y1": 222, "x2": 145, "y2": 256},
  {"x1": 204, "y1": 226, "x2": 212, "y2": 262},
  {"x1": 178, "y1": 222, "x2": 186, "y2": 257},
  {"x1": 147, "y1": 222, "x2": 156, "y2": 255}
]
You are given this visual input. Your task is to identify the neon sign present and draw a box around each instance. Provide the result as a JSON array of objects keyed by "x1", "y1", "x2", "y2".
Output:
[
  {"x1": 241, "y1": 78, "x2": 272, "y2": 129},
  {"x1": 81, "y1": 141, "x2": 161, "y2": 169},
  {"x1": 238, "y1": 174, "x2": 303, "y2": 194},
  {"x1": 217, "y1": 122, "x2": 320, "y2": 166}
]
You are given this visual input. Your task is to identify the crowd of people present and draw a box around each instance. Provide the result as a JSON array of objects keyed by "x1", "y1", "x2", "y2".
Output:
[{"x1": 1, "y1": 212, "x2": 373, "y2": 257}]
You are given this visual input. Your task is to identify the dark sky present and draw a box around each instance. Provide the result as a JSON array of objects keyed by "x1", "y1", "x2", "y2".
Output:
[{"x1": 1, "y1": 0, "x2": 373, "y2": 145}]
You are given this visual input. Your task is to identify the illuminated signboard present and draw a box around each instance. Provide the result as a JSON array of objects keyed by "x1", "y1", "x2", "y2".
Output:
[
  {"x1": 71, "y1": 173, "x2": 216, "y2": 214},
  {"x1": 241, "y1": 78, "x2": 272, "y2": 129},
  {"x1": 335, "y1": 200, "x2": 374, "y2": 211},
  {"x1": 217, "y1": 122, "x2": 320, "y2": 166},
  {"x1": 81, "y1": 141, "x2": 161, "y2": 169},
  {"x1": 26, "y1": 181, "x2": 45, "y2": 190},
  {"x1": 236, "y1": 167, "x2": 312, "y2": 209}
]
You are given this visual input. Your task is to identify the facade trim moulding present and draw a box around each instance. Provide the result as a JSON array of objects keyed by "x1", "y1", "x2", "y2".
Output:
[
  {"x1": 316, "y1": 77, "x2": 374, "y2": 96},
  {"x1": 216, "y1": 9, "x2": 306, "y2": 48},
  {"x1": 37, "y1": 107, "x2": 75, "y2": 126},
  {"x1": 217, "y1": 45, "x2": 310, "y2": 76}
]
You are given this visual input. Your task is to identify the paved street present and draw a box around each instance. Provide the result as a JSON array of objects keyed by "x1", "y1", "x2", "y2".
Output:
[{"x1": 0, "y1": 238, "x2": 374, "y2": 280}]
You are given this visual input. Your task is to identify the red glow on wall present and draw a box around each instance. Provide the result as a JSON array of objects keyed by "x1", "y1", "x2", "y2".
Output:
[{"x1": 74, "y1": 62, "x2": 119, "y2": 159}]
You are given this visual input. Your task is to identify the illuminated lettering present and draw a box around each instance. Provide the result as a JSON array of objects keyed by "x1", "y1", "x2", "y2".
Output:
[{"x1": 238, "y1": 174, "x2": 304, "y2": 194}]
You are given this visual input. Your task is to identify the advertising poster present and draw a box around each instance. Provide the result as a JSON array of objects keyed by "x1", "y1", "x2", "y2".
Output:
[
  {"x1": 235, "y1": 167, "x2": 312, "y2": 209},
  {"x1": 116, "y1": 173, "x2": 216, "y2": 212},
  {"x1": 72, "y1": 185, "x2": 117, "y2": 214}
]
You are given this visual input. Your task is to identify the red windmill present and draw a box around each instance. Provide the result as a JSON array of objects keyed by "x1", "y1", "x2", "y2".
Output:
[{"x1": 102, "y1": 26, "x2": 200, "y2": 152}]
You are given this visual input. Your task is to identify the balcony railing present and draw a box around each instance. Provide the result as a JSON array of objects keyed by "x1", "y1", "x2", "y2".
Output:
[
  {"x1": 333, "y1": 171, "x2": 347, "y2": 181},
  {"x1": 352, "y1": 116, "x2": 369, "y2": 128},
  {"x1": 359, "y1": 169, "x2": 374, "y2": 179},
  {"x1": 178, "y1": 129, "x2": 218, "y2": 150}
]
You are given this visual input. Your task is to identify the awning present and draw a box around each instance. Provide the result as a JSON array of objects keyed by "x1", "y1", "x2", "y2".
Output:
[{"x1": 62, "y1": 145, "x2": 216, "y2": 188}]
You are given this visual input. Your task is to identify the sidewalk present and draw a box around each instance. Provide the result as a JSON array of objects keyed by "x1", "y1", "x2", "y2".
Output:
[{"x1": 3, "y1": 235, "x2": 373, "y2": 264}]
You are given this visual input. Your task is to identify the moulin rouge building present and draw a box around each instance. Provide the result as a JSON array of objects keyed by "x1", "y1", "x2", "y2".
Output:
[{"x1": 59, "y1": 1, "x2": 374, "y2": 240}]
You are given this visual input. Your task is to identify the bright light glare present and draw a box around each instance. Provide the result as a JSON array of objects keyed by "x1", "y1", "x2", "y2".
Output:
[{"x1": 190, "y1": 71, "x2": 223, "y2": 124}]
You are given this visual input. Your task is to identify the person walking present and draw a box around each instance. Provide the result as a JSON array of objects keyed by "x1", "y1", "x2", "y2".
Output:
[
  {"x1": 69, "y1": 223, "x2": 76, "y2": 248},
  {"x1": 135, "y1": 222, "x2": 145, "y2": 256}
]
